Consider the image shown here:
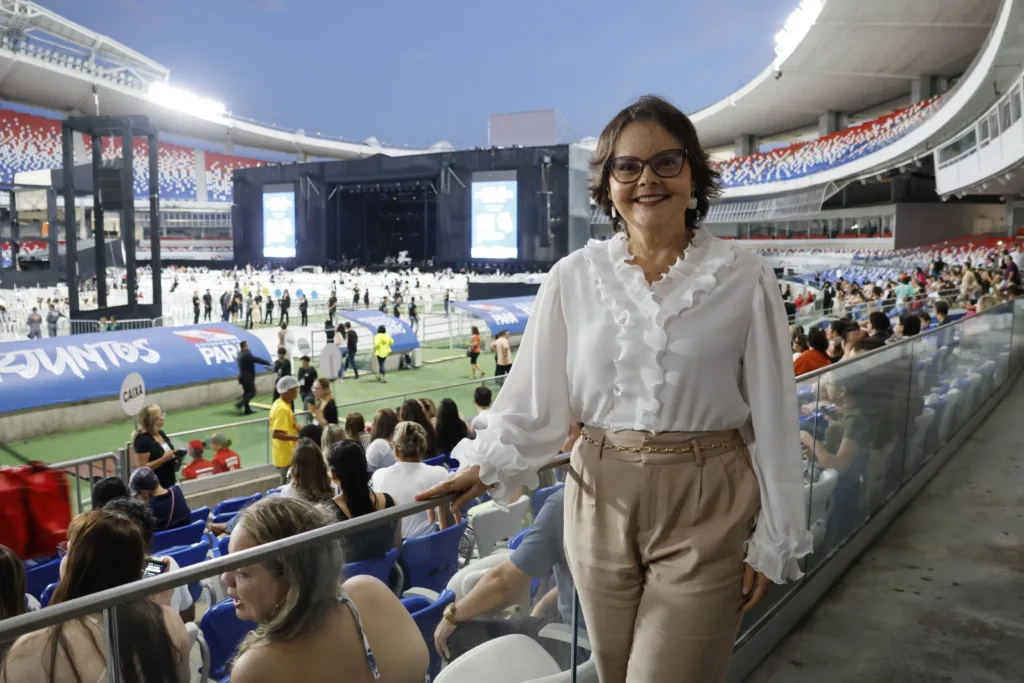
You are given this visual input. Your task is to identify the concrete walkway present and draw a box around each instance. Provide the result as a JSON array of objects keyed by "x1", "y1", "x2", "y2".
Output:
[{"x1": 747, "y1": 375, "x2": 1024, "y2": 683}]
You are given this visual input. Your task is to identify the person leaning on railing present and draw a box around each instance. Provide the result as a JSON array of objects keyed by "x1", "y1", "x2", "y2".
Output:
[
  {"x1": 0, "y1": 509, "x2": 190, "y2": 683},
  {"x1": 221, "y1": 497, "x2": 428, "y2": 683},
  {"x1": 420, "y1": 95, "x2": 812, "y2": 683},
  {"x1": 132, "y1": 405, "x2": 184, "y2": 489}
]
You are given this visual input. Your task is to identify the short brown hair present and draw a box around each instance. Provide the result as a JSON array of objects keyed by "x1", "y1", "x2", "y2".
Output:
[
  {"x1": 344, "y1": 412, "x2": 366, "y2": 440},
  {"x1": 589, "y1": 95, "x2": 720, "y2": 231}
]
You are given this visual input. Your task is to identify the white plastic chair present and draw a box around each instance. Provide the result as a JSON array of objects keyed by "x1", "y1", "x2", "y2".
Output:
[
  {"x1": 185, "y1": 622, "x2": 210, "y2": 683},
  {"x1": 471, "y1": 496, "x2": 531, "y2": 559},
  {"x1": 434, "y1": 628, "x2": 597, "y2": 683},
  {"x1": 805, "y1": 469, "x2": 838, "y2": 551}
]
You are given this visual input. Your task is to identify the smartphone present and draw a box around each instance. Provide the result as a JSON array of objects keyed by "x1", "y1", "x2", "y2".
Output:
[{"x1": 142, "y1": 557, "x2": 167, "y2": 579}]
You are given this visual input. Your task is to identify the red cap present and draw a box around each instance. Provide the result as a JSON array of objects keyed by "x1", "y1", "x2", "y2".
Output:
[{"x1": 188, "y1": 439, "x2": 204, "y2": 451}]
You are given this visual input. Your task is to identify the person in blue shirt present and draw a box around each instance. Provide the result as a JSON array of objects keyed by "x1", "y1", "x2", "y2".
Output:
[{"x1": 129, "y1": 467, "x2": 192, "y2": 530}]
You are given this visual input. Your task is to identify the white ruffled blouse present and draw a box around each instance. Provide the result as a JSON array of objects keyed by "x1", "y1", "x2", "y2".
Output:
[{"x1": 452, "y1": 230, "x2": 813, "y2": 583}]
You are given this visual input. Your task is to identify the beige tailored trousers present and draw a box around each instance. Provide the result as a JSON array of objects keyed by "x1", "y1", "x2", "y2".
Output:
[{"x1": 564, "y1": 426, "x2": 761, "y2": 683}]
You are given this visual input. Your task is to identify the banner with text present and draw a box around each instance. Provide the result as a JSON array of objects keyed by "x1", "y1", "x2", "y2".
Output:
[
  {"x1": 0, "y1": 323, "x2": 274, "y2": 414},
  {"x1": 339, "y1": 310, "x2": 420, "y2": 353},
  {"x1": 452, "y1": 296, "x2": 535, "y2": 336}
]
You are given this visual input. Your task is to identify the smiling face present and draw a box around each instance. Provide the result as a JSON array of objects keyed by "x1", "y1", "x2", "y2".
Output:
[
  {"x1": 608, "y1": 121, "x2": 693, "y2": 237},
  {"x1": 222, "y1": 525, "x2": 285, "y2": 623}
]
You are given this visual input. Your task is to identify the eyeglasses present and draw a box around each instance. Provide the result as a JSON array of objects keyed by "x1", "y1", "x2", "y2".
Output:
[
  {"x1": 607, "y1": 149, "x2": 687, "y2": 183},
  {"x1": 57, "y1": 541, "x2": 69, "y2": 558}
]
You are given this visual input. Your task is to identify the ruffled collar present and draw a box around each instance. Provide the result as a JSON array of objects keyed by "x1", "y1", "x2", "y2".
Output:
[{"x1": 588, "y1": 230, "x2": 736, "y2": 325}]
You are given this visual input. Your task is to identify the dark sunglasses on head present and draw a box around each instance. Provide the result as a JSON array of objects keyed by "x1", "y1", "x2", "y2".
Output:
[
  {"x1": 607, "y1": 149, "x2": 687, "y2": 183},
  {"x1": 57, "y1": 540, "x2": 69, "y2": 558}
]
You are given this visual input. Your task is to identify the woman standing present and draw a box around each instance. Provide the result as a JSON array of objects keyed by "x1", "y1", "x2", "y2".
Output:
[
  {"x1": 132, "y1": 404, "x2": 182, "y2": 488},
  {"x1": 420, "y1": 96, "x2": 811, "y2": 683},
  {"x1": 373, "y1": 325, "x2": 393, "y2": 383},
  {"x1": 299, "y1": 295, "x2": 309, "y2": 326},
  {"x1": 311, "y1": 378, "x2": 339, "y2": 426},
  {"x1": 467, "y1": 326, "x2": 483, "y2": 379}
]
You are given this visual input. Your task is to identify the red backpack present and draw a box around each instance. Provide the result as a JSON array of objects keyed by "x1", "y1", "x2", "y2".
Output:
[{"x1": 0, "y1": 445, "x2": 72, "y2": 560}]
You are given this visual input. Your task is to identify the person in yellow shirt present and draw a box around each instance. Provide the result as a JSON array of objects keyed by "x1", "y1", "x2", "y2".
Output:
[
  {"x1": 269, "y1": 375, "x2": 300, "y2": 483},
  {"x1": 373, "y1": 325, "x2": 394, "y2": 383}
]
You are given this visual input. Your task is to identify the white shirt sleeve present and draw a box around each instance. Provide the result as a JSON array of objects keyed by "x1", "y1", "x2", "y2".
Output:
[
  {"x1": 452, "y1": 261, "x2": 571, "y2": 503},
  {"x1": 739, "y1": 265, "x2": 814, "y2": 583}
]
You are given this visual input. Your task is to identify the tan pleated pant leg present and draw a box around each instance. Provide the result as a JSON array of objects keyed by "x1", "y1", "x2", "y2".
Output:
[{"x1": 564, "y1": 427, "x2": 761, "y2": 683}]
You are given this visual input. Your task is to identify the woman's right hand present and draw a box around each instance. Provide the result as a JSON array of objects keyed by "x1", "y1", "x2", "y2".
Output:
[{"x1": 415, "y1": 466, "x2": 489, "y2": 522}]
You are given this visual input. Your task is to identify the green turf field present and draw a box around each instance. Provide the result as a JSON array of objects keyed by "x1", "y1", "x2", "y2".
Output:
[{"x1": 1, "y1": 347, "x2": 512, "y2": 470}]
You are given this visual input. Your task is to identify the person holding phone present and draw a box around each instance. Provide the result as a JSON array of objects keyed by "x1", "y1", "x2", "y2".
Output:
[
  {"x1": 132, "y1": 405, "x2": 184, "y2": 488},
  {"x1": 103, "y1": 498, "x2": 196, "y2": 623}
]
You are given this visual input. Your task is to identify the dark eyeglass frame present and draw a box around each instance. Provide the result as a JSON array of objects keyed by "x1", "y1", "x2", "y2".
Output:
[{"x1": 607, "y1": 148, "x2": 688, "y2": 183}]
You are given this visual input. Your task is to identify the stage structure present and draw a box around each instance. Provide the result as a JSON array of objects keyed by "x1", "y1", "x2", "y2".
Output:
[
  {"x1": 60, "y1": 116, "x2": 163, "y2": 325},
  {"x1": 231, "y1": 145, "x2": 593, "y2": 267}
]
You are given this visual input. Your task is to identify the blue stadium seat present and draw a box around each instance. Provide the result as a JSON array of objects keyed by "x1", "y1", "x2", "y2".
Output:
[
  {"x1": 507, "y1": 526, "x2": 530, "y2": 550},
  {"x1": 402, "y1": 589, "x2": 456, "y2": 679},
  {"x1": 213, "y1": 493, "x2": 262, "y2": 517},
  {"x1": 200, "y1": 598, "x2": 257, "y2": 680},
  {"x1": 152, "y1": 520, "x2": 207, "y2": 554},
  {"x1": 190, "y1": 506, "x2": 211, "y2": 524},
  {"x1": 214, "y1": 535, "x2": 231, "y2": 558},
  {"x1": 212, "y1": 512, "x2": 237, "y2": 525},
  {"x1": 400, "y1": 521, "x2": 468, "y2": 593},
  {"x1": 25, "y1": 558, "x2": 62, "y2": 601},
  {"x1": 531, "y1": 484, "x2": 564, "y2": 518},
  {"x1": 40, "y1": 581, "x2": 58, "y2": 608},
  {"x1": 344, "y1": 547, "x2": 399, "y2": 585},
  {"x1": 423, "y1": 454, "x2": 448, "y2": 468},
  {"x1": 163, "y1": 540, "x2": 210, "y2": 568}
]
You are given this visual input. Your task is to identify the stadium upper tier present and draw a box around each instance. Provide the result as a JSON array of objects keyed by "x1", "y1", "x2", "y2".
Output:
[
  {"x1": 0, "y1": 1, "x2": 431, "y2": 160},
  {"x1": 714, "y1": 97, "x2": 943, "y2": 188},
  {"x1": 690, "y1": 0, "x2": 1000, "y2": 148}
]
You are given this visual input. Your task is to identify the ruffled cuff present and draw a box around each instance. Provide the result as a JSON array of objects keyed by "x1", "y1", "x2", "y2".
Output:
[
  {"x1": 743, "y1": 511, "x2": 814, "y2": 584},
  {"x1": 451, "y1": 431, "x2": 541, "y2": 505}
]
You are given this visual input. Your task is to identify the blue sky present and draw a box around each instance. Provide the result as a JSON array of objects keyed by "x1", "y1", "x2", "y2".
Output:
[{"x1": 41, "y1": 0, "x2": 798, "y2": 149}]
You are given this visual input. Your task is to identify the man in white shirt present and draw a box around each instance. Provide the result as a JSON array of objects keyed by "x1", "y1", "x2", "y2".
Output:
[
  {"x1": 470, "y1": 385, "x2": 492, "y2": 433},
  {"x1": 370, "y1": 421, "x2": 451, "y2": 538}
]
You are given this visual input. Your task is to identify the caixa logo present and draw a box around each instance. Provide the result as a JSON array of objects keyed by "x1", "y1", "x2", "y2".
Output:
[{"x1": 172, "y1": 329, "x2": 242, "y2": 366}]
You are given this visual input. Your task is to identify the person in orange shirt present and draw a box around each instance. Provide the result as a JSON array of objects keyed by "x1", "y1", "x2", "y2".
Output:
[
  {"x1": 207, "y1": 433, "x2": 242, "y2": 473},
  {"x1": 793, "y1": 329, "x2": 832, "y2": 376},
  {"x1": 181, "y1": 440, "x2": 218, "y2": 480}
]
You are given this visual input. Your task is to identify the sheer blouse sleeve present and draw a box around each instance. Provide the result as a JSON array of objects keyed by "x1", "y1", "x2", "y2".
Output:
[
  {"x1": 451, "y1": 261, "x2": 571, "y2": 503},
  {"x1": 740, "y1": 264, "x2": 815, "y2": 583}
]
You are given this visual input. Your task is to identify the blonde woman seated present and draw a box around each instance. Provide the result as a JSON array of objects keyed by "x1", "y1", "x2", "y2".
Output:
[{"x1": 223, "y1": 497, "x2": 428, "y2": 683}]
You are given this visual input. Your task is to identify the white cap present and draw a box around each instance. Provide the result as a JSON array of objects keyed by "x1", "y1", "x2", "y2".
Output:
[{"x1": 276, "y1": 375, "x2": 299, "y2": 394}]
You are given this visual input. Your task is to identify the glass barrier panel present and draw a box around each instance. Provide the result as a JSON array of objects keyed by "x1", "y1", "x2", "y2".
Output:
[
  {"x1": 737, "y1": 372, "x2": 820, "y2": 640},
  {"x1": 803, "y1": 342, "x2": 912, "y2": 573},
  {"x1": 904, "y1": 335, "x2": 939, "y2": 482},
  {"x1": 1013, "y1": 298, "x2": 1024, "y2": 369}
]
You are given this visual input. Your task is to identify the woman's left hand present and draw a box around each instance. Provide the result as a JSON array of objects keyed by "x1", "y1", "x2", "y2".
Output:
[{"x1": 740, "y1": 565, "x2": 770, "y2": 613}]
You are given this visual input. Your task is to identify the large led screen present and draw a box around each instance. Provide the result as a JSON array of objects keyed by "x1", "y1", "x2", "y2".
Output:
[
  {"x1": 262, "y1": 186, "x2": 296, "y2": 258},
  {"x1": 471, "y1": 171, "x2": 518, "y2": 259}
]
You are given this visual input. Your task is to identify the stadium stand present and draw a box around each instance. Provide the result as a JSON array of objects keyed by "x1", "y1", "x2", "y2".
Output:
[
  {"x1": 715, "y1": 97, "x2": 943, "y2": 187},
  {"x1": 0, "y1": 108, "x2": 263, "y2": 203}
]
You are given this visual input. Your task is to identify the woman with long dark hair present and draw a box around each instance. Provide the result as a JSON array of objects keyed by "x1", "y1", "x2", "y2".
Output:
[
  {"x1": 325, "y1": 441, "x2": 399, "y2": 562},
  {"x1": 434, "y1": 398, "x2": 469, "y2": 456},
  {"x1": 1, "y1": 510, "x2": 189, "y2": 683},
  {"x1": 365, "y1": 408, "x2": 399, "y2": 473},
  {"x1": 279, "y1": 438, "x2": 334, "y2": 503},
  {"x1": 420, "y1": 95, "x2": 810, "y2": 683},
  {"x1": 0, "y1": 544, "x2": 28, "y2": 661},
  {"x1": 399, "y1": 399, "x2": 439, "y2": 459}
]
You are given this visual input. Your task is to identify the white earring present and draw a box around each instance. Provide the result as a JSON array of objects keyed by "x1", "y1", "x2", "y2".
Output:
[
  {"x1": 610, "y1": 205, "x2": 617, "y2": 219},
  {"x1": 688, "y1": 196, "x2": 698, "y2": 210}
]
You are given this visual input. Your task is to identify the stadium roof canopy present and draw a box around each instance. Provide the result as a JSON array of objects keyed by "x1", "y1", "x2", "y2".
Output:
[
  {"x1": 0, "y1": 1, "x2": 428, "y2": 159},
  {"x1": 692, "y1": 0, "x2": 1002, "y2": 147}
]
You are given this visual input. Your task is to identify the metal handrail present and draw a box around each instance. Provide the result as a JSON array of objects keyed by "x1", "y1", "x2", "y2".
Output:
[{"x1": 0, "y1": 453, "x2": 571, "y2": 641}]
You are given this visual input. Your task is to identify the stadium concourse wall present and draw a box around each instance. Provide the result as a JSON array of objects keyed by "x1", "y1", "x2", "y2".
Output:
[{"x1": 0, "y1": 323, "x2": 275, "y2": 442}]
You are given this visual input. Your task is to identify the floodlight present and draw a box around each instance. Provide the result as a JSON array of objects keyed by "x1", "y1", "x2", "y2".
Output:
[
  {"x1": 773, "y1": 0, "x2": 823, "y2": 67},
  {"x1": 147, "y1": 82, "x2": 226, "y2": 118}
]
